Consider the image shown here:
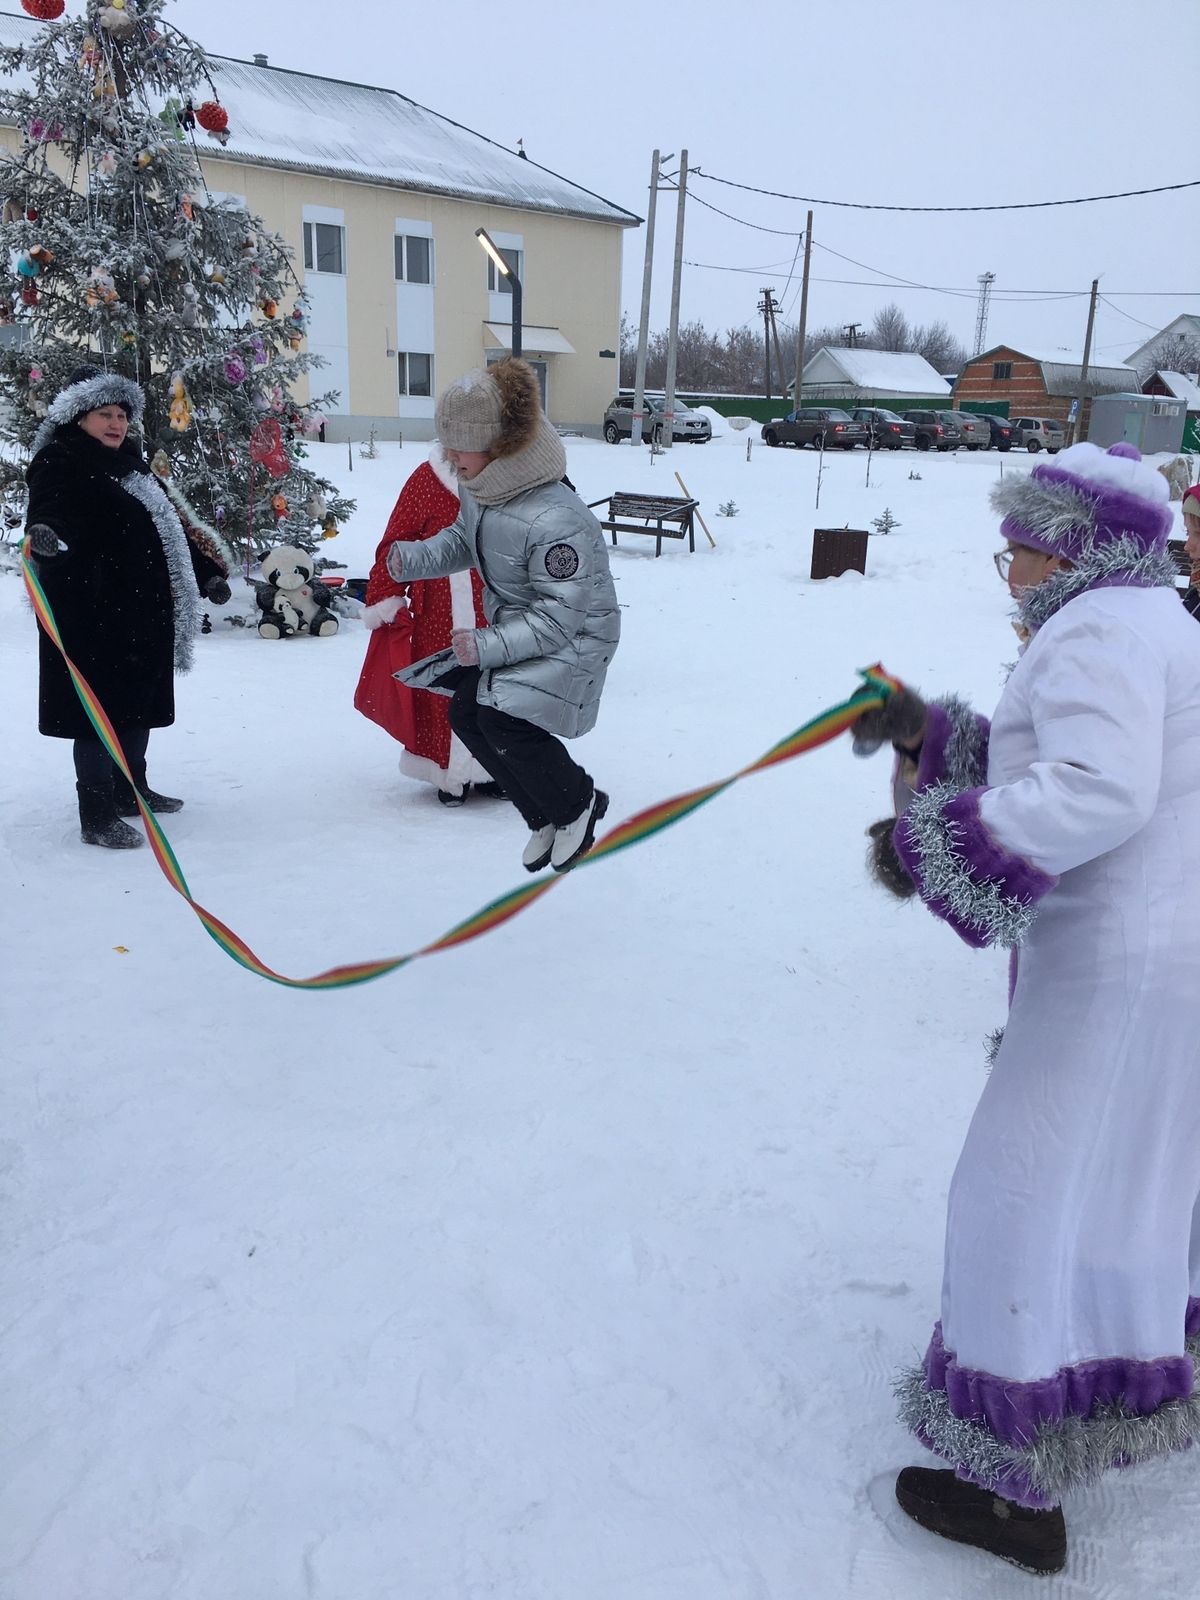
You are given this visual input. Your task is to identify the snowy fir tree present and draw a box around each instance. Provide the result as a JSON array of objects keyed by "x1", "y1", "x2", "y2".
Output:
[
  {"x1": 871, "y1": 506, "x2": 900, "y2": 535},
  {"x1": 0, "y1": 0, "x2": 352, "y2": 564}
]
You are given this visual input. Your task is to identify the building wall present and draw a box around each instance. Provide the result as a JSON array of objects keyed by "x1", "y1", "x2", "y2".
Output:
[
  {"x1": 955, "y1": 345, "x2": 1103, "y2": 433},
  {"x1": 196, "y1": 157, "x2": 625, "y2": 439}
]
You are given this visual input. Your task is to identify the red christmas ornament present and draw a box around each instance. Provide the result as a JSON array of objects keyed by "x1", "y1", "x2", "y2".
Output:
[
  {"x1": 20, "y1": 0, "x2": 66, "y2": 18},
  {"x1": 249, "y1": 419, "x2": 288, "y2": 479},
  {"x1": 196, "y1": 101, "x2": 229, "y2": 135},
  {"x1": 20, "y1": 282, "x2": 38, "y2": 306}
]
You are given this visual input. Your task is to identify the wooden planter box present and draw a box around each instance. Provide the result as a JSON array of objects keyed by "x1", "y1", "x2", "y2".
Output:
[{"x1": 811, "y1": 528, "x2": 869, "y2": 580}]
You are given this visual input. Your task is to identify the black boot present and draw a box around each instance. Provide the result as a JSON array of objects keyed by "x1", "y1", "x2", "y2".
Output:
[
  {"x1": 112, "y1": 764, "x2": 183, "y2": 817},
  {"x1": 77, "y1": 782, "x2": 142, "y2": 849},
  {"x1": 895, "y1": 1467, "x2": 1067, "y2": 1575}
]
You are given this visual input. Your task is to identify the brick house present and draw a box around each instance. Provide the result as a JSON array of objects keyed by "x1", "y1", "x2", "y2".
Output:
[{"x1": 953, "y1": 345, "x2": 1133, "y2": 433}]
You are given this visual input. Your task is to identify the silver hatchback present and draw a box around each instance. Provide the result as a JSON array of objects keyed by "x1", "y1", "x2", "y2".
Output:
[{"x1": 603, "y1": 394, "x2": 712, "y2": 444}]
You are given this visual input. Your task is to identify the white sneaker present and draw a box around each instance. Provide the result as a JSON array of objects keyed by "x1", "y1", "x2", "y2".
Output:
[
  {"x1": 522, "y1": 824, "x2": 555, "y2": 873},
  {"x1": 550, "y1": 790, "x2": 609, "y2": 873}
]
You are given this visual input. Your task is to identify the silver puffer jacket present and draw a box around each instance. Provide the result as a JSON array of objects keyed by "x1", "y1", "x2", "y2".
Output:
[{"x1": 394, "y1": 481, "x2": 620, "y2": 738}]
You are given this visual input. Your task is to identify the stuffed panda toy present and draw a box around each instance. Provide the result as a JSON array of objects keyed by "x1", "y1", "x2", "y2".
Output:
[{"x1": 255, "y1": 544, "x2": 339, "y2": 639}]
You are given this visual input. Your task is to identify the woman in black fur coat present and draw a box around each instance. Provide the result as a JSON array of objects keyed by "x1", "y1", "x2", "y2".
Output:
[{"x1": 26, "y1": 366, "x2": 230, "y2": 848}]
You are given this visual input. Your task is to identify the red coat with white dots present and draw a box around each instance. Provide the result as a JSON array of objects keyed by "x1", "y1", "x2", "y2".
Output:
[{"x1": 353, "y1": 460, "x2": 490, "y2": 789}]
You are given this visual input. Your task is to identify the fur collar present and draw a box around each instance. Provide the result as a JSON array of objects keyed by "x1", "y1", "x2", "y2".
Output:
[{"x1": 1014, "y1": 533, "x2": 1178, "y2": 634}]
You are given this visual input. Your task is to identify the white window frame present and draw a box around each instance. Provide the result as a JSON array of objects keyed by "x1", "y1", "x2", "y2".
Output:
[
  {"x1": 486, "y1": 246, "x2": 523, "y2": 295},
  {"x1": 398, "y1": 352, "x2": 434, "y2": 398},
  {"x1": 303, "y1": 219, "x2": 346, "y2": 276},
  {"x1": 394, "y1": 233, "x2": 434, "y2": 285}
]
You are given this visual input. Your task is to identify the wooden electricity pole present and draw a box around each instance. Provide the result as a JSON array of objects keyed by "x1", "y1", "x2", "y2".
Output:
[
  {"x1": 631, "y1": 149, "x2": 661, "y2": 448},
  {"x1": 791, "y1": 210, "x2": 813, "y2": 413},
  {"x1": 1070, "y1": 278, "x2": 1099, "y2": 446}
]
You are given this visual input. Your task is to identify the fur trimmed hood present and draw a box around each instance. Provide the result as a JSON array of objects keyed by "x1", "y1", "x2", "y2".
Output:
[{"x1": 30, "y1": 366, "x2": 145, "y2": 458}]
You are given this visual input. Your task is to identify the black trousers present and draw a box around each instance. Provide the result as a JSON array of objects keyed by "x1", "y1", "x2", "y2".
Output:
[
  {"x1": 73, "y1": 725, "x2": 149, "y2": 787},
  {"x1": 448, "y1": 669, "x2": 591, "y2": 829}
]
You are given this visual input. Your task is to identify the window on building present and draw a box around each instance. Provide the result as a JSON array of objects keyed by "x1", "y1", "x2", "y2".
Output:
[
  {"x1": 486, "y1": 247, "x2": 523, "y2": 293},
  {"x1": 393, "y1": 234, "x2": 432, "y2": 285},
  {"x1": 398, "y1": 352, "x2": 433, "y2": 397},
  {"x1": 303, "y1": 221, "x2": 345, "y2": 275},
  {"x1": 992, "y1": 361, "x2": 1013, "y2": 381}
]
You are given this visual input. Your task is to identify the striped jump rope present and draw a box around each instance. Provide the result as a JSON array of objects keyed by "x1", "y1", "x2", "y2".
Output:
[{"x1": 22, "y1": 536, "x2": 901, "y2": 990}]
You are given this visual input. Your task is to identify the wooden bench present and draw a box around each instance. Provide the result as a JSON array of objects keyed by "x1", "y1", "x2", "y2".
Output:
[{"x1": 587, "y1": 491, "x2": 698, "y2": 558}]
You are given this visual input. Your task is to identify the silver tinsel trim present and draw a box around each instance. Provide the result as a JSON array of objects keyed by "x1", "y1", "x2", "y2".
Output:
[
  {"x1": 932, "y1": 694, "x2": 988, "y2": 791},
  {"x1": 990, "y1": 470, "x2": 1100, "y2": 549},
  {"x1": 900, "y1": 782, "x2": 1040, "y2": 949},
  {"x1": 895, "y1": 1335, "x2": 1200, "y2": 1503},
  {"x1": 984, "y1": 1027, "x2": 1005, "y2": 1071},
  {"x1": 119, "y1": 472, "x2": 199, "y2": 672},
  {"x1": 1015, "y1": 536, "x2": 1179, "y2": 635}
]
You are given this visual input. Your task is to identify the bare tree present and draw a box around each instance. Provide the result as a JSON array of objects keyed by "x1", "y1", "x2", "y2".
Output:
[
  {"x1": 1136, "y1": 332, "x2": 1200, "y2": 381},
  {"x1": 869, "y1": 302, "x2": 911, "y2": 352},
  {"x1": 912, "y1": 319, "x2": 968, "y2": 376}
]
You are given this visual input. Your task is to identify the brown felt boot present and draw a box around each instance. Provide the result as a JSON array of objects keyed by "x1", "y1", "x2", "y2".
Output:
[{"x1": 895, "y1": 1467, "x2": 1067, "y2": 1575}]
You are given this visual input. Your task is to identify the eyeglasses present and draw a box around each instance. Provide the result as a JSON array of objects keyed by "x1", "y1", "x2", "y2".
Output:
[{"x1": 993, "y1": 548, "x2": 1015, "y2": 580}]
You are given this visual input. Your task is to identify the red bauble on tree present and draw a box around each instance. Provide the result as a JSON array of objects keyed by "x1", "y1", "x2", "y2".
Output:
[
  {"x1": 196, "y1": 101, "x2": 228, "y2": 134},
  {"x1": 20, "y1": 0, "x2": 65, "y2": 17}
]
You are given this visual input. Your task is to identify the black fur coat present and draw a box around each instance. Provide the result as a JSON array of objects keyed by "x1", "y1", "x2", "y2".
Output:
[{"x1": 27, "y1": 425, "x2": 223, "y2": 738}]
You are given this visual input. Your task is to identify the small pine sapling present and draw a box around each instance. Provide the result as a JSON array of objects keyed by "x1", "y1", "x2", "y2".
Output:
[
  {"x1": 717, "y1": 499, "x2": 739, "y2": 517},
  {"x1": 871, "y1": 506, "x2": 900, "y2": 535}
]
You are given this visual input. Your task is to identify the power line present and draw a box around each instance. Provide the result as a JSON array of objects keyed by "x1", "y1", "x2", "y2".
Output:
[
  {"x1": 690, "y1": 168, "x2": 1200, "y2": 213},
  {"x1": 682, "y1": 259, "x2": 1084, "y2": 302},
  {"x1": 687, "y1": 188, "x2": 803, "y2": 237},
  {"x1": 1097, "y1": 295, "x2": 1166, "y2": 333}
]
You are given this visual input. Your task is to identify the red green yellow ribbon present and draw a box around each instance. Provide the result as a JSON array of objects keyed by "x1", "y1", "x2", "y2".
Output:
[{"x1": 22, "y1": 536, "x2": 901, "y2": 990}]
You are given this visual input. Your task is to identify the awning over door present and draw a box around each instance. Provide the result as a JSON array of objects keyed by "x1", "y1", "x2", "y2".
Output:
[{"x1": 484, "y1": 323, "x2": 576, "y2": 355}]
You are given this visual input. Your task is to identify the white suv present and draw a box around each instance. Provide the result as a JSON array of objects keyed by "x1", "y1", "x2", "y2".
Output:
[{"x1": 1011, "y1": 416, "x2": 1065, "y2": 454}]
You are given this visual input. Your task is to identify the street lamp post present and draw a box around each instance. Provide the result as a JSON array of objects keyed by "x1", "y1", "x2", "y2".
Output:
[{"x1": 475, "y1": 227, "x2": 522, "y2": 360}]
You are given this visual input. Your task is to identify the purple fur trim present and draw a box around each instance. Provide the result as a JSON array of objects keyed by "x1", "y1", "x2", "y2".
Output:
[
  {"x1": 910, "y1": 1423, "x2": 1051, "y2": 1509},
  {"x1": 893, "y1": 786, "x2": 1057, "y2": 950},
  {"x1": 942, "y1": 788, "x2": 1058, "y2": 903},
  {"x1": 924, "y1": 1322, "x2": 1196, "y2": 1449},
  {"x1": 913, "y1": 703, "x2": 952, "y2": 791},
  {"x1": 1001, "y1": 466, "x2": 1172, "y2": 560}
]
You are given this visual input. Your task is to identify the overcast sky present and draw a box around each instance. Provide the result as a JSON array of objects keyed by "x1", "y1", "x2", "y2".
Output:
[{"x1": 171, "y1": 0, "x2": 1197, "y2": 365}]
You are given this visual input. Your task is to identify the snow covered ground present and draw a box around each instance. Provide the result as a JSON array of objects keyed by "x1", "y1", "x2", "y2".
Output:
[{"x1": 2, "y1": 426, "x2": 1197, "y2": 1598}]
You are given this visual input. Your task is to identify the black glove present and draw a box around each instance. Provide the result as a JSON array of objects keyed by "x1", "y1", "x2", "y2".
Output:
[
  {"x1": 204, "y1": 575, "x2": 232, "y2": 606},
  {"x1": 867, "y1": 818, "x2": 917, "y2": 900},
  {"x1": 852, "y1": 686, "x2": 928, "y2": 758},
  {"x1": 28, "y1": 522, "x2": 64, "y2": 558}
]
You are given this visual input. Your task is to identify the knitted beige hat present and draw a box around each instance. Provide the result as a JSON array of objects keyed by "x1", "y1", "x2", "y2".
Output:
[
  {"x1": 435, "y1": 359, "x2": 542, "y2": 458},
  {"x1": 435, "y1": 368, "x2": 503, "y2": 453}
]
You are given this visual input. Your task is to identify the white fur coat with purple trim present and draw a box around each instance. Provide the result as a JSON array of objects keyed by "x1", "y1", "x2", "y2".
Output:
[{"x1": 890, "y1": 582, "x2": 1200, "y2": 1506}]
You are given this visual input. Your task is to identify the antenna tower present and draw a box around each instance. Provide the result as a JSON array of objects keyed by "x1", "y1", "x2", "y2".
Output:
[{"x1": 973, "y1": 272, "x2": 995, "y2": 355}]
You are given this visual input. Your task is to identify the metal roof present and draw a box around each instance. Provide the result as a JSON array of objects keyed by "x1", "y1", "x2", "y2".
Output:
[
  {"x1": 1038, "y1": 360, "x2": 1136, "y2": 397},
  {"x1": 0, "y1": 13, "x2": 640, "y2": 228}
]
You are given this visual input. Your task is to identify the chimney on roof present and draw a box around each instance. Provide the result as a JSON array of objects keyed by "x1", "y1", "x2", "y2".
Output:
[{"x1": 253, "y1": 52, "x2": 269, "y2": 67}]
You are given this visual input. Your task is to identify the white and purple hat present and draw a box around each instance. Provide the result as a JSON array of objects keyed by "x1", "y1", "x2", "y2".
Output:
[{"x1": 991, "y1": 441, "x2": 1172, "y2": 560}]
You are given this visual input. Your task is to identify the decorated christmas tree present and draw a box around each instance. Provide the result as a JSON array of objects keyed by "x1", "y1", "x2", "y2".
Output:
[{"x1": 0, "y1": 0, "x2": 352, "y2": 564}]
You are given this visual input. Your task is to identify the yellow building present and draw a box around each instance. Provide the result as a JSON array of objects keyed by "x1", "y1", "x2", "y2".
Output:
[
  {"x1": 0, "y1": 18, "x2": 639, "y2": 441},
  {"x1": 200, "y1": 51, "x2": 639, "y2": 440}
]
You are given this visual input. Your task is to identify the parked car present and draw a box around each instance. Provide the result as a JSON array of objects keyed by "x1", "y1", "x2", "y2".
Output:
[
  {"x1": 952, "y1": 411, "x2": 991, "y2": 451},
  {"x1": 1011, "y1": 416, "x2": 1065, "y2": 454},
  {"x1": 901, "y1": 409, "x2": 963, "y2": 451},
  {"x1": 982, "y1": 413, "x2": 1014, "y2": 451},
  {"x1": 852, "y1": 407, "x2": 916, "y2": 450},
  {"x1": 603, "y1": 394, "x2": 711, "y2": 444},
  {"x1": 761, "y1": 407, "x2": 868, "y2": 450}
]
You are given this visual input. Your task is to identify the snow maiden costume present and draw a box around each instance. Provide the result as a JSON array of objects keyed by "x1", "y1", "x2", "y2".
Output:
[{"x1": 869, "y1": 443, "x2": 1200, "y2": 1557}]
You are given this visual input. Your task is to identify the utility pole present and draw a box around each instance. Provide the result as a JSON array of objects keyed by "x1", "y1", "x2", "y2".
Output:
[
  {"x1": 662, "y1": 148, "x2": 688, "y2": 451},
  {"x1": 631, "y1": 148, "x2": 662, "y2": 448},
  {"x1": 843, "y1": 322, "x2": 861, "y2": 349},
  {"x1": 791, "y1": 209, "x2": 813, "y2": 414},
  {"x1": 1070, "y1": 278, "x2": 1099, "y2": 446},
  {"x1": 768, "y1": 296, "x2": 786, "y2": 404},
  {"x1": 758, "y1": 286, "x2": 779, "y2": 400}
]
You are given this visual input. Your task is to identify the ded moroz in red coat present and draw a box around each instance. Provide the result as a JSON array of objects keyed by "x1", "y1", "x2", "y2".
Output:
[{"x1": 354, "y1": 456, "x2": 491, "y2": 795}]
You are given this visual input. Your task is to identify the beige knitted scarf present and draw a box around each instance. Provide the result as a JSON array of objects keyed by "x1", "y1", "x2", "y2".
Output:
[{"x1": 461, "y1": 416, "x2": 567, "y2": 507}]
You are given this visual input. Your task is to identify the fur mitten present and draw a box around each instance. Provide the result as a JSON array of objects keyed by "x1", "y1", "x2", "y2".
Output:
[
  {"x1": 867, "y1": 818, "x2": 916, "y2": 899},
  {"x1": 852, "y1": 686, "x2": 927, "y2": 757},
  {"x1": 363, "y1": 595, "x2": 407, "y2": 631}
]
